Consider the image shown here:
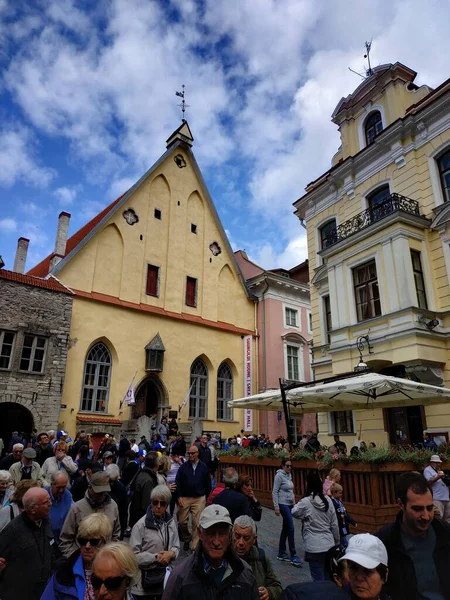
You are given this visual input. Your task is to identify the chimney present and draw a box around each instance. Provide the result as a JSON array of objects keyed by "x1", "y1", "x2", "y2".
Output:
[
  {"x1": 50, "y1": 212, "x2": 71, "y2": 271},
  {"x1": 13, "y1": 237, "x2": 29, "y2": 274}
]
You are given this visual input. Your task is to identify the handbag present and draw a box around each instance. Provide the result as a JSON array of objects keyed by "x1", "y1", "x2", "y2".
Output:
[{"x1": 141, "y1": 522, "x2": 170, "y2": 593}]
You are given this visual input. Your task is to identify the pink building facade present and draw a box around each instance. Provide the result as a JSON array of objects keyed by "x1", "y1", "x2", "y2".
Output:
[{"x1": 235, "y1": 251, "x2": 316, "y2": 443}]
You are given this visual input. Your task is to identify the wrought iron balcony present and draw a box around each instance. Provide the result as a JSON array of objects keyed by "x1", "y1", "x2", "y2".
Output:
[{"x1": 323, "y1": 193, "x2": 422, "y2": 249}]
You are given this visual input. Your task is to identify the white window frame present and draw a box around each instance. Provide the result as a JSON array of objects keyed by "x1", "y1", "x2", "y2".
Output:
[
  {"x1": 189, "y1": 358, "x2": 208, "y2": 419},
  {"x1": 328, "y1": 410, "x2": 356, "y2": 435},
  {"x1": 346, "y1": 251, "x2": 384, "y2": 325},
  {"x1": 19, "y1": 334, "x2": 48, "y2": 373},
  {"x1": 283, "y1": 305, "x2": 299, "y2": 329},
  {"x1": 284, "y1": 340, "x2": 304, "y2": 382},
  {"x1": 428, "y1": 143, "x2": 450, "y2": 208},
  {"x1": 216, "y1": 362, "x2": 233, "y2": 421},
  {"x1": 357, "y1": 104, "x2": 387, "y2": 151},
  {"x1": 0, "y1": 330, "x2": 16, "y2": 370},
  {"x1": 80, "y1": 342, "x2": 112, "y2": 413},
  {"x1": 362, "y1": 180, "x2": 392, "y2": 212}
]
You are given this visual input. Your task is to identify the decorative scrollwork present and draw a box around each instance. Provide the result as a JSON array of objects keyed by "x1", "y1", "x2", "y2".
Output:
[{"x1": 323, "y1": 193, "x2": 421, "y2": 248}]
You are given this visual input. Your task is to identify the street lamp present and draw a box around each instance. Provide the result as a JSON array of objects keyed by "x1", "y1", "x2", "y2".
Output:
[{"x1": 354, "y1": 334, "x2": 373, "y2": 372}]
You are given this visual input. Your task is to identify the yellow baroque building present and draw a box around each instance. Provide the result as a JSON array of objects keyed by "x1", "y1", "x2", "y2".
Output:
[
  {"x1": 28, "y1": 122, "x2": 256, "y2": 441},
  {"x1": 294, "y1": 63, "x2": 450, "y2": 448}
]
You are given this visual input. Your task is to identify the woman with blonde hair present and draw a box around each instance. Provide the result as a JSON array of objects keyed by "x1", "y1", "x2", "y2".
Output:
[
  {"x1": 41, "y1": 513, "x2": 112, "y2": 599},
  {"x1": 323, "y1": 468, "x2": 341, "y2": 496},
  {"x1": 42, "y1": 442, "x2": 78, "y2": 486},
  {"x1": 92, "y1": 542, "x2": 139, "y2": 600}
]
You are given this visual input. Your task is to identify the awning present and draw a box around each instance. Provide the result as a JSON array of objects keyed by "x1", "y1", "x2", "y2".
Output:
[{"x1": 228, "y1": 372, "x2": 450, "y2": 414}]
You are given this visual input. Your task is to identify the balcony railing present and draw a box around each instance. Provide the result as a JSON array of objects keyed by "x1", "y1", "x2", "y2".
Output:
[{"x1": 323, "y1": 193, "x2": 422, "y2": 249}]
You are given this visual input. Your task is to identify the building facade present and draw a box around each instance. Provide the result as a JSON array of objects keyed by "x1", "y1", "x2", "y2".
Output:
[
  {"x1": 294, "y1": 63, "x2": 450, "y2": 447},
  {"x1": 27, "y1": 122, "x2": 256, "y2": 441},
  {"x1": 234, "y1": 251, "x2": 315, "y2": 442},
  {"x1": 0, "y1": 265, "x2": 73, "y2": 446}
]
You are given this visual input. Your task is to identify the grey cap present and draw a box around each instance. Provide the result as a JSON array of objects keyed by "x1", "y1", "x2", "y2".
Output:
[{"x1": 23, "y1": 448, "x2": 36, "y2": 459}]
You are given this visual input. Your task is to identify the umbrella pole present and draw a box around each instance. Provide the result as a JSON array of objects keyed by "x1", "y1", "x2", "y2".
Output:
[{"x1": 279, "y1": 379, "x2": 293, "y2": 449}]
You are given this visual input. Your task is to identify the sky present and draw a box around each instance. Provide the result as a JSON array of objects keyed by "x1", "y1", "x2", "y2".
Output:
[{"x1": 0, "y1": 0, "x2": 449, "y2": 273}]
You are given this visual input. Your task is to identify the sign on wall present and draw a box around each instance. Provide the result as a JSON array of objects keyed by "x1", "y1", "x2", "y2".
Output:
[{"x1": 243, "y1": 335, "x2": 253, "y2": 431}]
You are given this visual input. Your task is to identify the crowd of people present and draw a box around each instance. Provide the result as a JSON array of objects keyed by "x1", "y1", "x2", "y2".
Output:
[{"x1": 0, "y1": 425, "x2": 449, "y2": 600}]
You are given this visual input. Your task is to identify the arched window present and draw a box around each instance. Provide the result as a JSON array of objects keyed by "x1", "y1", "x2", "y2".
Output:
[
  {"x1": 367, "y1": 185, "x2": 391, "y2": 222},
  {"x1": 80, "y1": 342, "x2": 112, "y2": 413},
  {"x1": 364, "y1": 111, "x2": 383, "y2": 146},
  {"x1": 319, "y1": 219, "x2": 337, "y2": 250},
  {"x1": 437, "y1": 148, "x2": 450, "y2": 203},
  {"x1": 189, "y1": 358, "x2": 208, "y2": 419},
  {"x1": 217, "y1": 363, "x2": 233, "y2": 421}
]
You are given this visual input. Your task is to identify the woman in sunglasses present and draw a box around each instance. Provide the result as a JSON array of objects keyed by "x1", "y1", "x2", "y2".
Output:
[
  {"x1": 91, "y1": 542, "x2": 139, "y2": 600},
  {"x1": 41, "y1": 513, "x2": 112, "y2": 599},
  {"x1": 129, "y1": 485, "x2": 180, "y2": 600}
]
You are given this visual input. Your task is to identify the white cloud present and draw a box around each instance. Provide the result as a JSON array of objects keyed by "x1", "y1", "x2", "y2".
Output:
[
  {"x1": 0, "y1": 125, "x2": 55, "y2": 188},
  {"x1": 0, "y1": 218, "x2": 17, "y2": 233},
  {"x1": 248, "y1": 234, "x2": 308, "y2": 270},
  {"x1": 54, "y1": 184, "x2": 83, "y2": 206},
  {"x1": 107, "y1": 177, "x2": 138, "y2": 201},
  {"x1": 19, "y1": 201, "x2": 48, "y2": 218}
]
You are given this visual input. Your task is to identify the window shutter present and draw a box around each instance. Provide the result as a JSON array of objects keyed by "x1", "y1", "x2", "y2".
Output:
[
  {"x1": 186, "y1": 277, "x2": 197, "y2": 307},
  {"x1": 146, "y1": 265, "x2": 159, "y2": 296}
]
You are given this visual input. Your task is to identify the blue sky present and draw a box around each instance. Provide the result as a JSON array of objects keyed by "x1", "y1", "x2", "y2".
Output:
[{"x1": 1, "y1": 0, "x2": 449, "y2": 272}]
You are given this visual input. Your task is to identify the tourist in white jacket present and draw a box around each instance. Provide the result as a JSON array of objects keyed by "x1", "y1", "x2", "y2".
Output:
[
  {"x1": 41, "y1": 442, "x2": 78, "y2": 487},
  {"x1": 292, "y1": 472, "x2": 340, "y2": 581},
  {"x1": 272, "y1": 459, "x2": 302, "y2": 567}
]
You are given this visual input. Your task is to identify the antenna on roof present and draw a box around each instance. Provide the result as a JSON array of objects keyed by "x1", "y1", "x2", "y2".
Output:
[
  {"x1": 364, "y1": 39, "x2": 373, "y2": 76},
  {"x1": 348, "y1": 39, "x2": 374, "y2": 80},
  {"x1": 175, "y1": 85, "x2": 190, "y2": 122}
]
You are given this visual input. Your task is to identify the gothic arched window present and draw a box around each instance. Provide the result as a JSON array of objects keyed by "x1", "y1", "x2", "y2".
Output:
[
  {"x1": 189, "y1": 358, "x2": 208, "y2": 419},
  {"x1": 80, "y1": 342, "x2": 112, "y2": 413},
  {"x1": 217, "y1": 362, "x2": 233, "y2": 421},
  {"x1": 364, "y1": 111, "x2": 383, "y2": 146}
]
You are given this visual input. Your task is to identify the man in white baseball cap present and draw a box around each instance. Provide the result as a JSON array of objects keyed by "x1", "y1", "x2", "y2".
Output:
[
  {"x1": 162, "y1": 504, "x2": 259, "y2": 599},
  {"x1": 340, "y1": 534, "x2": 389, "y2": 600},
  {"x1": 424, "y1": 454, "x2": 450, "y2": 523}
]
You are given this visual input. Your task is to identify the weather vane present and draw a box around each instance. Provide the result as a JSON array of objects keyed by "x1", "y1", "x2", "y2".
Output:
[
  {"x1": 348, "y1": 39, "x2": 374, "y2": 80},
  {"x1": 175, "y1": 85, "x2": 190, "y2": 122}
]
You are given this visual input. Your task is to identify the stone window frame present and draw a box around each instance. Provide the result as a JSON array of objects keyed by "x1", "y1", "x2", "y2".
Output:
[
  {"x1": 0, "y1": 330, "x2": 16, "y2": 371},
  {"x1": 216, "y1": 362, "x2": 233, "y2": 422},
  {"x1": 80, "y1": 342, "x2": 112, "y2": 414},
  {"x1": 189, "y1": 358, "x2": 208, "y2": 419},
  {"x1": 19, "y1": 333, "x2": 48, "y2": 374},
  {"x1": 284, "y1": 307, "x2": 298, "y2": 328}
]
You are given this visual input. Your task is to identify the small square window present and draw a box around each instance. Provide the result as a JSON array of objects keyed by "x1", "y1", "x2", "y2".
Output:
[
  {"x1": 191, "y1": 223, "x2": 197, "y2": 234},
  {"x1": 154, "y1": 209, "x2": 161, "y2": 220}
]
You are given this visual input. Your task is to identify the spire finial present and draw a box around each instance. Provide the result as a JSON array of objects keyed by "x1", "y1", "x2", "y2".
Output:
[{"x1": 175, "y1": 85, "x2": 190, "y2": 122}]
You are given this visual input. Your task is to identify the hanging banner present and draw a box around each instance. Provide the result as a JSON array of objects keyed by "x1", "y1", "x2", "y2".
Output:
[
  {"x1": 180, "y1": 381, "x2": 195, "y2": 412},
  {"x1": 243, "y1": 335, "x2": 253, "y2": 431},
  {"x1": 124, "y1": 381, "x2": 135, "y2": 406}
]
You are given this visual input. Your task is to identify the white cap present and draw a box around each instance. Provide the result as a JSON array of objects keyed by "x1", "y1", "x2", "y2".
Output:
[
  {"x1": 430, "y1": 454, "x2": 442, "y2": 463},
  {"x1": 199, "y1": 505, "x2": 232, "y2": 530},
  {"x1": 339, "y1": 534, "x2": 388, "y2": 569}
]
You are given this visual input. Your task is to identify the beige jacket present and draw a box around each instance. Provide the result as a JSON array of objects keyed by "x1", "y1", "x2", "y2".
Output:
[
  {"x1": 9, "y1": 461, "x2": 45, "y2": 487},
  {"x1": 59, "y1": 490, "x2": 121, "y2": 557},
  {"x1": 41, "y1": 456, "x2": 78, "y2": 487}
]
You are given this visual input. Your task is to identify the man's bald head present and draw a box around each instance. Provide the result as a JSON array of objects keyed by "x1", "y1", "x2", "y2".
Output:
[{"x1": 23, "y1": 488, "x2": 51, "y2": 520}]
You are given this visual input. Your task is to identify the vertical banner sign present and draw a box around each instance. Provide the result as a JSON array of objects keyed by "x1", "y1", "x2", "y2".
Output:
[{"x1": 243, "y1": 335, "x2": 253, "y2": 431}]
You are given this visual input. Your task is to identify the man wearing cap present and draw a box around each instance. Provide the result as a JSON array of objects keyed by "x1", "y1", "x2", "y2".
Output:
[
  {"x1": 162, "y1": 504, "x2": 259, "y2": 600},
  {"x1": 102, "y1": 450, "x2": 115, "y2": 468},
  {"x1": 52, "y1": 429, "x2": 69, "y2": 448},
  {"x1": 138, "y1": 435, "x2": 152, "y2": 453},
  {"x1": 176, "y1": 445, "x2": 211, "y2": 551},
  {"x1": 59, "y1": 470, "x2": 120, "y2": 557},
  {"x1": 171, "y1": 432, "x2": 186, "y2": 457},
  {"x1": 70, "y1": 459, "x2": 103, "y2": 501},
  {"x1": 424, "y1": 454, "x2": 450, "y2": 523},
  {"x1": 377, "y1": 472, "x2": 450, "y2": 600},
  {"x1": 9, "y1": 446, "x2": 45, "y2": 486}
]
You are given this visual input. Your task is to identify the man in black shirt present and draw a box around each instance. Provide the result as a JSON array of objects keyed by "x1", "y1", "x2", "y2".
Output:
[{"x1": 35, "y1": 433, "x2": 54, "y2": 466}]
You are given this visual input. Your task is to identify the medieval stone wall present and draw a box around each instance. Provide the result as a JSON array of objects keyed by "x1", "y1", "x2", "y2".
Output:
[{"x1": 0, "y1": 279, "x2": 73, "y2": 432}]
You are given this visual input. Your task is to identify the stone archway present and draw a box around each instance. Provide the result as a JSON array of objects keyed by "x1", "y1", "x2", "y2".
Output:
[
  {"x1": 0, "y1": 402, "x2": 35, "y2": 450},
  {"x1": 132, "y1": 375, "x2": 169, "y2": 422}
]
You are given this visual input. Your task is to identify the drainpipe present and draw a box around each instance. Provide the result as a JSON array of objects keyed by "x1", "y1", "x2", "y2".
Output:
[{"x1": 260, "y1": 277, "x2": 270, "y2": 435}]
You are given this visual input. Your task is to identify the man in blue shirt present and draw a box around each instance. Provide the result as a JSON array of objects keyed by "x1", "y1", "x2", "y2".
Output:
[{"x1": 45, "y1": 471, "x2": 73, "y2": 552}]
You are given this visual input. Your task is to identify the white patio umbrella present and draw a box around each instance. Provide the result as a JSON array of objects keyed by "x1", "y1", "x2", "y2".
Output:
[{"x1": 228, "y1": 372, "x2": 450, "y2": 414}]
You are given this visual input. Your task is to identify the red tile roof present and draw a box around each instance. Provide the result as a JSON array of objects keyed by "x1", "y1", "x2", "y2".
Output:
[
  {"x1": 76, "y1": 415, "x2": 123, "y2": 424},
  {"x1": 0, "y1": 269, "x2": 73, "y2": 294},
  {"x1": 27, "y1": 193, "x2": 126, "y2": 277}
]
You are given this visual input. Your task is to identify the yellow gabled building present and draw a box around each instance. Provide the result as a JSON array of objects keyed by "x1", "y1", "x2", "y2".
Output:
[
  {"x1": 28, "y1": 122, "x2": 256, "y2": 442},
  {"x1": 294, "y1": 63, "x2": 450, "y2": 448}
]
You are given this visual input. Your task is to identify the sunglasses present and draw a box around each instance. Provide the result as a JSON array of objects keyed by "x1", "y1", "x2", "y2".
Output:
[
  {"x1": 91, "y1": 574, "x2": 129, "y2": 591},
  {"x1": 77, "y1": 537, "x2": 102, "y2": 547},
  {"x1": 285, "y1": 464, "x2": 293, "y2": 468},
  {"x1": 152, "y1": 499, "x2": 167, "y2": 507},
  {"x1": 187, "y1": 452, "x2": 198, "y2": 455}
]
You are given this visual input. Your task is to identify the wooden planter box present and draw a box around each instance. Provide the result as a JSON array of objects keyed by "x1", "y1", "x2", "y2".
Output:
[{"x1": 218, "y1": 455, "x2": 448, "y2": 533}]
